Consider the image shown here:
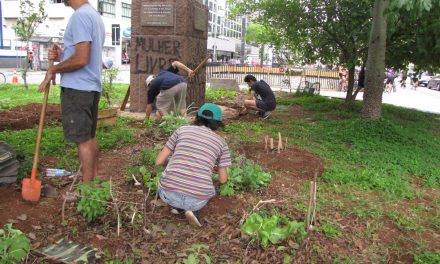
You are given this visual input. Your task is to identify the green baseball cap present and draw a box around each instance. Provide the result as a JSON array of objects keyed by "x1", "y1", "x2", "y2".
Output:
[{"x1": 198, "y1": 103, "x2": 222, "y2": 121}]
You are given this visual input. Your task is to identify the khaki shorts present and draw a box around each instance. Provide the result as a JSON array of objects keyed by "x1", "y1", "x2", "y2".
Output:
[
  {"x1": 61, "y1": 87, "x2": 100, "y2": 143},
  {"x1": 156, "y1": 82, "x2": 187, "y2": 113}
]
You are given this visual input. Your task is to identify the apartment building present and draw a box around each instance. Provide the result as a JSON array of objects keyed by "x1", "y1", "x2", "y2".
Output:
[
  {"x1": 0, "y1": 0, "x2": 251, "y2": 68},
  {"x1": 1, "y1": 0, "x2": 131, "y2": 68}
]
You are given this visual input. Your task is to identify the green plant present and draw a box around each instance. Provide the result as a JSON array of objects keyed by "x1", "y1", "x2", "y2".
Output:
[
  {"x1": 318, "y1": 223, "x2": 341, "y2": 238},
  {"x1": 218, "y1": 155, "x2": 272, "y2": 196},
  {"x1": 241, "y1": 213, "x2": 306, "y2": 248},
  {"x1": 414, "y1": 251, "x2": 440, "y2": 264},
  {"x1": 179, "y1": 243, "x2": 211, "y2": 264},
  {"x1": 158, "y1": 114, "x2": 190, "y2": 136},
  {"x1": 139, "y1": 166, "x2": 162, "y2": 193},
  {"x1": 0, "y1": 224, "x2": 30, "y2": 263},
  {"x1": 102, "y1": 66, "x2": 120, "y2": 107},
  {"x1": 205, "y1": 87, "x2": 237, "y2": 102},
  {"x1": 77, "y1": 180, "x2": 111, "y2": 222}
]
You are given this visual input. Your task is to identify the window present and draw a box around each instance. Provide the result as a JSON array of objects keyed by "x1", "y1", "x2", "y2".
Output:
[
  {"x1": 50, "y1": 0, "x2": 64, "y2": 3},
  {"x1": 121, "y1": 2, "x2": 131, "y2": 19},
  {"x1": 98, "y1": 0, "x2": 116, "y2": 18}
]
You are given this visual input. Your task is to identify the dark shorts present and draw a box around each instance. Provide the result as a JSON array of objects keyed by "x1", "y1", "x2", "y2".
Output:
[
  {"x1": 61, "y1": 87, "x2": 100, "y2": 143},
  {"x1": 256, "y1": 99, "x2": 276, "y2": 112}
]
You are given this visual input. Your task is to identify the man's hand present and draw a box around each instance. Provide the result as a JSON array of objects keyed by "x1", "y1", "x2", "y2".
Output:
[
  {"x1": 187, "y1": 69, "x2": 195, "y2": 79},
  {"x1": 39, "y1": 67, "x2": 56, "y2": 92},
  {"x1": 49, "y1": 44, "x2": 62, "y2": 62}
]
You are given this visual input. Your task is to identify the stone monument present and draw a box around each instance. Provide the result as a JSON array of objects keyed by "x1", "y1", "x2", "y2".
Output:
[{"x1": 129, "y1": 0, "x2": 208, "y2": 112}]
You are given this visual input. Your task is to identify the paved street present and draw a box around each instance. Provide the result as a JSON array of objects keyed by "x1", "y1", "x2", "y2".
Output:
[{"x1": 1, "y1": 67, "x2": 439, "y2": 115}]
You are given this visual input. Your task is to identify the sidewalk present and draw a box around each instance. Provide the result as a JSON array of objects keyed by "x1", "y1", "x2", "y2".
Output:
[{"x1": 320, "y1": 87, "x2": 440, "y2": 115}]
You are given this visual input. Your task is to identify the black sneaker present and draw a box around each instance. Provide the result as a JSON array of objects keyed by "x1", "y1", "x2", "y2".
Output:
[
  {"x1": 185, "y1": 210, "x2": 202, "y2": 227},
  {"x1": 262, "y1": 111, "x2": 272, "y2": 119},
  {"x1": 171, "y1": 207, "x2": 185, "y2": 215}
]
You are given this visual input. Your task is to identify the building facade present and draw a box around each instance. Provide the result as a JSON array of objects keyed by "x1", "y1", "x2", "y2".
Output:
[{"x1": 0, "y1": 0, "x2": 256, "y2": 69}]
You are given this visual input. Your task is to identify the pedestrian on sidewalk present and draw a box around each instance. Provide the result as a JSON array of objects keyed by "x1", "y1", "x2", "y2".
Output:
[
  {"x1": 240, "y1": 74, "x2": 276, "y2": 119},
  {"x1": 27, "y1": 51, "x2": 33, "y2": 70},
  {"x1": 155, "y1": 103, "x2": 231, "y2": 227},
  {"x1": 38, "y1": 0, "x2": 105, "y2": 191}
]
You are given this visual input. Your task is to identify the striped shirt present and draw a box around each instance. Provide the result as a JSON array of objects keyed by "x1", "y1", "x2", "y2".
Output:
[{"x1": 159, "y1": 125, "x2": 232, "y2": 199}]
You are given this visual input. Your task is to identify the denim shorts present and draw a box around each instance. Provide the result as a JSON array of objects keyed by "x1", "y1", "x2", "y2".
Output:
[
  {"x1": 61, "y1": 87, "x2": 100, "y2": 143},
  {"x1": 159, "y1": 187, "x2": 209, "y2": 211}
]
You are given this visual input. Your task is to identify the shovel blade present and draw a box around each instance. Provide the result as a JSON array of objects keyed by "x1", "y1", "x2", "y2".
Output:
[{"x1": 22, "y1": 178, "x2": 42, "y2": 202}]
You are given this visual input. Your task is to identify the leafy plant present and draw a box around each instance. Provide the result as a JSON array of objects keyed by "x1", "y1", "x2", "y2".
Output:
[
  {"x1": 318, "y1": 223, "x2": 341, "y2": 238},
  {"x1": 205, "y1": 87, "x2": 237, "y2": 102},
  {"x1": 139, "y1": 166, "x2": 162, "y2": 193},
  {"x1": 241, "y1": 213, "x2": 306, "y2": 248},
  {"x1": 218, "y1": 155, "x2": 272, "y2": 196},
  {"x1": 414, "y1": 251, "x2": 440, "y2": 264},
  {"x1": 158, "y1": 114, "x2": 190, "y2": 136},
  {"x1": 102, "y1": 66, "x2": 120, "y2": 107},
  {"x1": 179, "y1": 243, "x2": 211, "y2": 264},
  {"x1": 0, "y1": 224, "x2": 30, "y2": 263},
  {"x1": 77, "y1": 180, "x2": 111, "y2": 222}
]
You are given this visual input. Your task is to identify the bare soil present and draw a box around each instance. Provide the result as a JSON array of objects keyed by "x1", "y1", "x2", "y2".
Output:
[
  {"x1": 0, "y1": 104, "x2": 61, "y2": 131},
  {"x1": 0, "y1": 103, "x2": 438, "y2": 263}
]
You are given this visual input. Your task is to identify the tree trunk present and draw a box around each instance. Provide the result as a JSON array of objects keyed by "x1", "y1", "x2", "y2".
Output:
[
  {"x1": 361, "y1": 0, "x2": 389, "y2": 120},
  {"x1": 345, "y1": 67, "x2": 356, "y2": 103},
  {"x1": 259, "y1": 45, "x2": 265, "y2": 67}
]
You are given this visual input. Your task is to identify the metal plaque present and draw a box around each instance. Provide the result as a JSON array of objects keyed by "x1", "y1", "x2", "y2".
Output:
[
  {"x1": 141, "y1": 3, "x2": 175, "y2": 27},
  {"x1": 194, "y1": 6, "x2": 207, "y2": 32}
]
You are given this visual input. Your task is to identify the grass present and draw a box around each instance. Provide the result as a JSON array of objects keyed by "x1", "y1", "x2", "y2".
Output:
[
  {"x1": 0, "y1": 117, "x2": 135, "y2": 179},
  {"x1": 0, "y1": 83, "x2": 129, "y2": 110},
  {"x1": 272, "y1": 94, "x2": 440, "y2": 198}
]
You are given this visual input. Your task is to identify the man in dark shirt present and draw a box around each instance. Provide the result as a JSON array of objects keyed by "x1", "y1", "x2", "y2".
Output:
[
  {"x1": 145, "y1": 61, "x2": 194, "y2": 120},
  {"x1": 241, "y1": 74, "x2": 276, "y2": 119}
]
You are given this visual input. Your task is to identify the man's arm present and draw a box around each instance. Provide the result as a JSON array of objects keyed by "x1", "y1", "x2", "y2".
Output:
[
  {"x1": 171, "y1": 61, "x2": 194, "y2": 78},
  {"x1": 218, "y1": 167, "x2": 228, "y2": 184},
  {"x1": 156, "y1": 146, "x2": 173, "y2": 166},
  {"x1": 248, "y1": 90, "x2": 256, "y2": 100},
  {"x1": 39, "y1": 42, "x2": 91, "y2": 92}
]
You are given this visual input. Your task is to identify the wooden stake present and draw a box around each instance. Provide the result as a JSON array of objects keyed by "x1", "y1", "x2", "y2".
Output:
[
  {"x1": 277, "y1": 132, "x2": 283, "y2": 153},
  {"x1": 270, "y1": 138, "x2": 274, "y2": 151},
  {"x1": 285, "y1": 137, "x2": 288, "y2": 149},
  {"x1": 306, "y1": 181, "x2": 313, "y2": 231},
  {"x1": 265, "y1": 135, "x2": 268, "y2": 152}
]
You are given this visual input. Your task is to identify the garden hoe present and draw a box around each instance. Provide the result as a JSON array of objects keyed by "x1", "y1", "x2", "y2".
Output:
[{"x1": 22, "y1": 56, "x2": 54, "y2": 202}]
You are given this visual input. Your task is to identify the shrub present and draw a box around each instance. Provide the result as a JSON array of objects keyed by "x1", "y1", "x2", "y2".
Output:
[{"x1": 0, "y1": 224, "x2": 30, "y2": 263}]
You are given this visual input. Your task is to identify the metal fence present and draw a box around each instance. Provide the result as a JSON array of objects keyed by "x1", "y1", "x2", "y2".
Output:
[{"x1": 206, "y1": 65, "x2": 342, "y2": 92}]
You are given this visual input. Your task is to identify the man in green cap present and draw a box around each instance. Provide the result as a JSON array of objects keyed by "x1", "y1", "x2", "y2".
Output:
[{"x1": 155, "y1": 103, "x2": 231, "y2": 227}]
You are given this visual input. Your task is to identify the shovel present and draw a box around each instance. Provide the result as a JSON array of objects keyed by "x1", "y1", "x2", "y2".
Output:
[{"x1": 22, "y1": 57, "x2": 54, "y2": 202}]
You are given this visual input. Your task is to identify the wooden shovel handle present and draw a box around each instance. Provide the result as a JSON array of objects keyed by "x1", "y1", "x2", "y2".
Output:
[{"x1": 31, "y1": 56, "x2": 55, "y2": 180}]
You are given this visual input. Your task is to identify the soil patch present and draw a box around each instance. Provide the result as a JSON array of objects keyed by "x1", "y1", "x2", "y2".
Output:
[{"x1": 0, "y1": 103, "x2": 61, "y2": 131}]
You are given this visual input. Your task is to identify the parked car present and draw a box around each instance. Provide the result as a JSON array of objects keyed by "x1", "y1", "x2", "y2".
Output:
[
  {"x1": 427, "y1": 75, "x2": 440, "y2": 91},
  {"x1": 418, "y1": 75, "x2": 432, "y2": 87}
]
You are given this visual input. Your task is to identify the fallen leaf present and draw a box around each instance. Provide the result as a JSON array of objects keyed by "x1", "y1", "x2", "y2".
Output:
[
  {"x1": 288, "y1": 240, "x2": 300, "y2": 249},
  {"x1": 47, "y1": 224, "x2": 54, "y2": 229},
  {"x1": 150, "y1": 199, "x2": 167, "y2": 207},
  {"x1": 32, "y1": 225, "x2": 42, "y2": 230},
  {"x1": 7, "y1": 219, "x2": 19, "y2": 224},
  {"x1": 96, "y1": 234, "x2": 108, "y2": 240},
  {"x1": 31, "y1": 242, "x2": 41, "y2": 250},
  {"x1": 28, "y1": 233, "x2": 36, "y2": 240},
  {"x1": 176, "y1": 252, "x2": 187, "y2": 258},
  {"x1": 17, "y1": 214, "x2": 27, "y2": 221}
]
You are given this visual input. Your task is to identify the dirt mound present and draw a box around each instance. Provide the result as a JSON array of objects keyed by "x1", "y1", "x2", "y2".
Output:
[{"x1": 0, "y1": 104, "x2": 61, "y2": 131}]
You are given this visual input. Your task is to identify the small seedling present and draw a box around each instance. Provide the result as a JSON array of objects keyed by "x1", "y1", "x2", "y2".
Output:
[
  {"x1": 179, "y1": 243, "x2": 211, "y2": 264},
  {"x1": 77, "y1": 180, "x2": 111, "y2": 222},
  {"x1": 218, "y1": 155, "x2": 271, "y2": 196}
]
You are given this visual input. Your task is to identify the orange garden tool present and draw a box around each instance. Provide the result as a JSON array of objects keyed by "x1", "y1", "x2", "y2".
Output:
[{"x1": 22, "y1": 57, "x2": 54, "y2": 202}]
